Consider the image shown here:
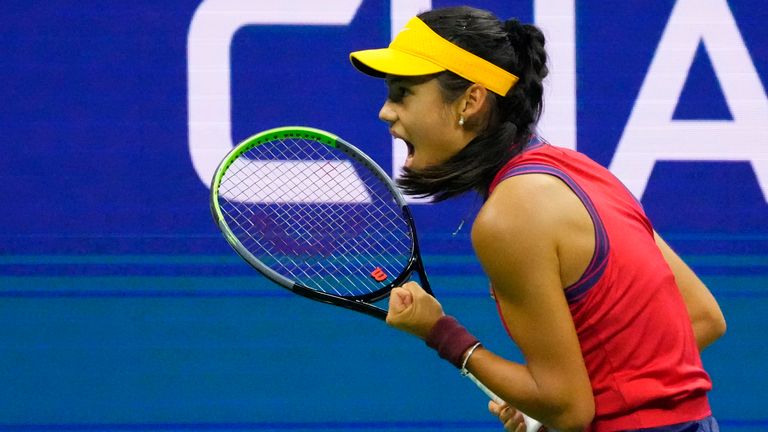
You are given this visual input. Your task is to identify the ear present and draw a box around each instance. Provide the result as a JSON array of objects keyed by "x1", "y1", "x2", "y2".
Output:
[{"x1": 456, "y1": 84, "x2": 489, "y2": 125}]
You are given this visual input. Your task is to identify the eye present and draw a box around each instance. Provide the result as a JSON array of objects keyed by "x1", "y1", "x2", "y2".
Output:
[{"x1": 387, "y1": 85, "x2": 410, "y2": 103}]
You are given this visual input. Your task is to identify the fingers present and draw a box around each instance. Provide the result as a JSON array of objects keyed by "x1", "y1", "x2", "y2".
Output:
[
  {"x1": 387, "y1": 282, "x2": 426, "y2": 317},
  {"x1": 488, "y1": 400, "x2": 503, "y2": 416},
  {"x1": 386, "y1": 287, "x2": 411, "y2": 327},
  {"x1": 385, "y1": 281, "x2": 444, "y2": 338},
  {"x1": 400, "y1": 280, "x2": 425, "y2": 294},
  {"x1": 488, "y1": 400, "x2": 528, "y2": 432},
  {"x1": 387, "y1": 287, "x2": 413, "y2": 314}
]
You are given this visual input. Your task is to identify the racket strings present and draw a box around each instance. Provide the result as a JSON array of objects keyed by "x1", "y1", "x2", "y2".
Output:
[{"x1": 218, "y1": 137, "x2": 413, "y2": 297}]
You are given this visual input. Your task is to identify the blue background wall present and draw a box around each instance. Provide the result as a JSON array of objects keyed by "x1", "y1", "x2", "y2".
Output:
[{"x1": 1, "y1": 0, "x2": 766, "y2": 430}]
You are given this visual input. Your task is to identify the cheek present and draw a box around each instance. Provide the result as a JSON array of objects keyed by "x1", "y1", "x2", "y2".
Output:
[{"x1": 417, "y1": 109, "x2": 453, "y2": 140}]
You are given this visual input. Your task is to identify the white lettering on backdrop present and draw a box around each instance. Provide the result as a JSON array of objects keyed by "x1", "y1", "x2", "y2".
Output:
[{"x1": 187, "y1": 0, "x2": 767, "y2": 202}]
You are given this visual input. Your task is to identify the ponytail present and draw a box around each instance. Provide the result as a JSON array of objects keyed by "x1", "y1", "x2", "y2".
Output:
[{"x1": 500, "y1": 19, "x2": 548, "y2": 132}]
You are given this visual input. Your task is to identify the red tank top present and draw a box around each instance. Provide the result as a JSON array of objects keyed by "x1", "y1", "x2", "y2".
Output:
[{"x1": 488, "y1": 138, "x2": 712, "y2": 431}]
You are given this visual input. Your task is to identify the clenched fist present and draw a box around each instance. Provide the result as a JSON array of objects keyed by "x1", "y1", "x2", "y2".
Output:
[{"x1": 385, "y1": 281, "x2": 445, "y2": 339}]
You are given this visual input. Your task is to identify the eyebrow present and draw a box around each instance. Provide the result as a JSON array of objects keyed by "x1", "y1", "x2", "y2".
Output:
[
  {"x1": 385, "y1": 76, "x2": 409, "y2": 87},
  {"x1": 385, "y1": 74, "x2": 438, "y2": 86}
]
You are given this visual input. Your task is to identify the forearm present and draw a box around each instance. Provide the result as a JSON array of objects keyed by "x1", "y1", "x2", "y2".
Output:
[
  {"x1": 691, "y1": 317, "x2": 724, "y2": 351},
  {"x1": 654, "y1": 232, "x2": 726, "y2": 350},
  {"x1": 422, "y1": 314, "x2": 593, "y2": 430},
  {"x1": 684, "y1": 281, "x2": 726, "y2": 350},
  {"x1": 465, "y1": 347, "x2": 594, "y2": 432}
]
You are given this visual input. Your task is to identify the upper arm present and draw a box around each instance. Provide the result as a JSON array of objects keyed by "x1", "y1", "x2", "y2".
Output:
[
  {"x1": 654, "y1": 232, "x2": 726, "y2": 349},
  {"x1": 472, "y1": 175, "x2": 593, "y2": 416}
]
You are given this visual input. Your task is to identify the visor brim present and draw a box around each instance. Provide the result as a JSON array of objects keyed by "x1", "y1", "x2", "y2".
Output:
[{"x1": 350, "y1": 48, "x2": 446, "y2": 78}]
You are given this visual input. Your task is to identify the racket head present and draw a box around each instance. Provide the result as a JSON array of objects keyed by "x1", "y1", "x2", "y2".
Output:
[{"x1": 211, "y1": 126, "x2": 427, "y2": 317}]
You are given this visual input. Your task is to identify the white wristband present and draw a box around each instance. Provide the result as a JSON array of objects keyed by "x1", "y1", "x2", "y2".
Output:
[{"x1": 460, "y1": 342, "x2": 482, "y2": 376}]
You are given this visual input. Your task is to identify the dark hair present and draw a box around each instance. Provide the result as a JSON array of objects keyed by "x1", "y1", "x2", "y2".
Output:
[{"x1": 396, "y1": 6, "x2": 548, "y2": 201}]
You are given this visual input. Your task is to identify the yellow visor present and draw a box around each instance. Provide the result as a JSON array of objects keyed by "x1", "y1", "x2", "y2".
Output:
[{"x1": 350, "y1": 16, "x2": 518, "y2": 96}]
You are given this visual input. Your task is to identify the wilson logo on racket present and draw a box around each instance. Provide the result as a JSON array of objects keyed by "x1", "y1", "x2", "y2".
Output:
[{"x1": 370, "y1": 267, "x2": 388, "y2": 282}]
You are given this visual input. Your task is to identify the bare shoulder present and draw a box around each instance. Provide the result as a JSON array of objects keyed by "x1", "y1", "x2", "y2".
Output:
[
  {"x1": 472, "y1": 173, "x2": 571, "y2": 249},
  {"x1": 472, "y1": 173, "x2": 595, "y2": 293},
  {"x1": 471, "y1": 175, "x2": 565, "y2": 285}
]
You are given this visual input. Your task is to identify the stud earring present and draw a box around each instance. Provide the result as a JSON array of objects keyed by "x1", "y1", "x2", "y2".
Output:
[{"x1": 458, "y1": 116, "x2": 465, "y2": 127}]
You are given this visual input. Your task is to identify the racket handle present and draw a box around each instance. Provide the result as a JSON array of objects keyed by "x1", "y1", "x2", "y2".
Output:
[{"x1": 465, "y1": 372, "x2": 547, "y2": 432}]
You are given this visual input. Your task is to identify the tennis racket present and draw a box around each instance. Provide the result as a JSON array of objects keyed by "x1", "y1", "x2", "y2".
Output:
[{"x1": 210, "y1": 126, "x2": 546, "y2": 432}]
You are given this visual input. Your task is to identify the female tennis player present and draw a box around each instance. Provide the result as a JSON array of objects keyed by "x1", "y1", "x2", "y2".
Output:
[{"x1": 349, "y1": 6, "x2": 725, "y2": 432}]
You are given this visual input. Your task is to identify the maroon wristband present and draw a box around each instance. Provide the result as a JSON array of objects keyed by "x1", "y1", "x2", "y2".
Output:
[{"x1": 425, "y1": 315, "x2": 480, "y2": 368}]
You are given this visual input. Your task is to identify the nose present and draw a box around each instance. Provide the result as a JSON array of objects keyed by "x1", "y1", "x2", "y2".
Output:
[{"x1": 378, "y1": 100, "x2": 396, "y2": 124}]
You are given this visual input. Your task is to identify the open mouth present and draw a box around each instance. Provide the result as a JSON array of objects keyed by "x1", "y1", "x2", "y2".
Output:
[
  {"x1": 404, "y1": 140, "x2": 414, "y2": 157},
  {"x1": 391, "y1": 132, "x2": 415, "y2": 168},
  {"x1": 403, "y1": 139, "x2": 414, "y2": 168}
]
